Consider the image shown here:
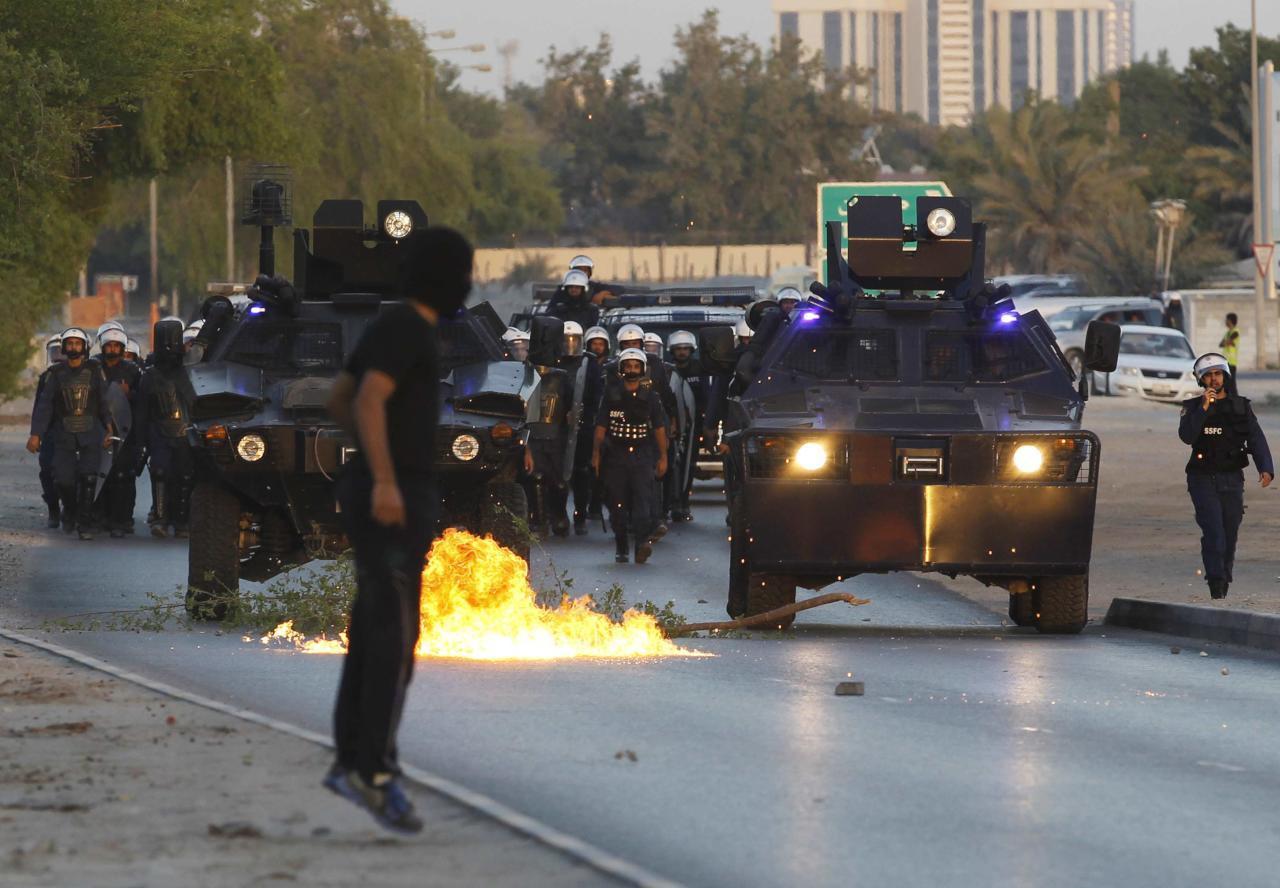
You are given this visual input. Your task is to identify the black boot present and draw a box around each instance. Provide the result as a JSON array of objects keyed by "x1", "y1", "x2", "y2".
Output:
[
  {"x1": 172, "y1": 478, "x2": 192, "y2": 539},
  {"x1": 150, "y1": 479, "x2": 169, "y2": 537},
  {"x1": 40, "y1": 470, "x2": 60, "y2": 528},
  {"x1": 1208, "y1": 579, "x2": 1227, "y2": 600},
  {"x1": 615, "y1": 535, "x2": 629, "y2": 563},
  {"x1": 76, "y1": 476, "x2": 97, "y2": 540}
]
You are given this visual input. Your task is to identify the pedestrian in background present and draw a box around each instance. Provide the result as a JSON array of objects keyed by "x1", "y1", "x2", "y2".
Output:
[
  {"x1": 1180, "y1": 353, "x2": 1273, "y2": 600},
  {"x1": 1220, "y1": 313, "x2": 1240, "y2": 378},
  {"x1": 322, "y1": 226, "x2": 473, "y2": 834}
]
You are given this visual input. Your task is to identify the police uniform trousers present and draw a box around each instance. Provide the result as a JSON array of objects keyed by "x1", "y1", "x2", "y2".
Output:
[
  {"x1": 570, "y1": 428, "x2": 597, "y2": 525},
  {"x1": 105, "y1": 431, "x2": 140, "y2": 531},
  {"x1": 333, "y1": 461, "x2": 438, "y2": 781},
  {"x1": 38, "y1": 434, "x2": 58, "y2": 511},
  {"x1": 602, "y1": 442, "x2": 659, "y2": 544},
  {"x1": 528, "y1": 437, "x2": 568, "y2": 528},
  {"x1": 52, "y1": 426, "x2": 103, "y2": 488},
  {"x1": 147, "y1": 430, "x2": 194, "y2": 527},
  {"x1": 1187, "y1": 471, "x2": 1245, "y2": 582}
]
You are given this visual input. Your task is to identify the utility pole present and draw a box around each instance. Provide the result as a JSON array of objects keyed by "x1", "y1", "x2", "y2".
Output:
[
  {"x1": 1250, "y1": 0, "x2": 1267, "y2": 369},
  {"x1": 149, "y1": 177, "x2": 159, "y2": 310},
  {"x1": 497, "y1": 40, "x2": 519, "y2": 92},
  {"x1": 225, "y1": 156, "x2": 236, "y2": 281}
]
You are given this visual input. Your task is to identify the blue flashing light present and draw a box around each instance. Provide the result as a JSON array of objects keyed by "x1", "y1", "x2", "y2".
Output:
[
  {"x1": 998, "y1": 311, "x2": 1019, "y2": 325},
  {"x1": 800, "y1": 310, "x2": 821, "y2": 322},
  {"x1": 247, "y1": 302, "x2": 268, "y2": 316}
]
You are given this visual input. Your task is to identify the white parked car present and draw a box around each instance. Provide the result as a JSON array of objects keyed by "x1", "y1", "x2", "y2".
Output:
[{"x1": 1092, "y1": 325, "x2": 1199, "y2": 403}]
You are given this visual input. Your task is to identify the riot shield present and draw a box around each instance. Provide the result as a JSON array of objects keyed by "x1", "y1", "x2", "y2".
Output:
[
  {"x1": 95, "y1": 383, "x2": 132, "y2": 499},
  {"x1": 670, "y1": 367, "x2": 697, "y2": 495},
  {"x1": 562, "y1": 359, "x2": 588, "y2": 483}
]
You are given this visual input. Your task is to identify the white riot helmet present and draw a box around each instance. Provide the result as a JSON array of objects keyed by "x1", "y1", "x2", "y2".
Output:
[
  {"x1": 734, "y1": 319, "x2": 753, "y2": 340},
  {"x1": 60, "y1": 328, "x2": 89, "y2": 356},
  {"x1": 616, "y1": 323, "x2": 645, "y2": 347},
  {"x1": 617, "y1": 347, "x2": 648, "y2": 377},
  {"x1": 563, "y1": 320, "x2": 584, "y2": 357},
  {"x1": 775, "y1": 287, "x2": 803, "y2": 305},
  {"x1": 125, "y1": 339, "x2": 142, "y2": 359},
  {"x1": 569, "y1": 255, "x2": 594, "y2": 274},
  {"x1": 1193, "y1": 352, "x2": 1231, "y2": 383},
  {"x1": 562, "y1": 269, "x2": 590, "y2": 290},
  {"x1": 96, "y1": 320, "x2": 125, "y2": 342},
  {"x1": 503, "y1": 327, "x2": 530, "y2": 361},
  {"x1": 45, "y1": 334, "x2": 62, "y2": 365},
  {"x1": 667, "y1": 330, "x2": 696, "y2": 351},
  {"x1": 643, "y1": 331, "x2": 664, "y2": 355},
  {"x1": 99, "y1": 328, "x2": 128, "y2": 353},
  {"x1": 585, "y1": 326, "x2": 609, "y2": 344}
]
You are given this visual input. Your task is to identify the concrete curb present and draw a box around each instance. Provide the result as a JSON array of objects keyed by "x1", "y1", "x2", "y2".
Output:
[
  {"x1": 0, "y1": 627, "x2": 683, "y2": 888},
  {"x1": 1104, "y1": 597, "x2": 1280, "y2": 653}
]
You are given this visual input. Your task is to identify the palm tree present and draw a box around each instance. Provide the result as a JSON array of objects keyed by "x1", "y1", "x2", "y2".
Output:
[{"x1": 1185, "y1": 122, "x2": 1253, "y2": 257}]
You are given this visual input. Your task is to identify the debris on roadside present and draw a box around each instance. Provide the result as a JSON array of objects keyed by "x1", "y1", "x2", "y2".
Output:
[
  {"x1": 1170, "y1": 646, "x2": 1181, "y2": 654},
  {"x1": 835, "y1": 681, "x2": 865, "y2": 697},
  {"x1": 208, "y1": 821, "x2": 263, "y2": 839}
]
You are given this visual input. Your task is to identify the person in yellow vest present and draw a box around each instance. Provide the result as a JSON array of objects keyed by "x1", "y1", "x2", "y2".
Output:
[{"x1": 1220, "y1": 313, "x2": 1240, "y2": 378}]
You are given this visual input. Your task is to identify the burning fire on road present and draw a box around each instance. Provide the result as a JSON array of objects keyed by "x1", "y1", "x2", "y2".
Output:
[{"x1": 255, "y1": 529, "x2": 705, "y2": 660}]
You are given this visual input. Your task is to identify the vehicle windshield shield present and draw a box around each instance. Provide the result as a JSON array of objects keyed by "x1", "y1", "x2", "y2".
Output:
[
  {"x1": 222, "y1": 321, "x2": 343, "y2": 371},
  {"x1": 777, "y1": 328, "x2": 898, "y2": 381},
  {"x1": 438, "y1": 318, "x2": 498, "y2": 376},
  {"x1": 924, "y1": 328, "x2": 1048, "y2": 382},
  {"x1": 1120, "y1": 332, "x2": 1194, "y2": 359}
]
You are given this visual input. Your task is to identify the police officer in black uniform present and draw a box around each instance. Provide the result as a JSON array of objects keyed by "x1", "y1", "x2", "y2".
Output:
[
  {"x1": 666, "y1": 330, "x2": 706, "y2": 522},
  {"x1": 27, "y1": 328, "x2": 115, "y2": 539},
  {"x1": 523, "y1": 318, "x2": 573, "y2": 537},
  {"x1": 98, "y1": 328, "x2": 141, "y2": 537},
  {"x1": 593, "y1": 349, "x2": 669, "y2": 563},
  {"x1": 571, "y1": 326, "x2": 610, "y2": 533},
  {"x1": 136, "y1": 318, "x2": 195, "y2": 538},
  {"x1": 1179, "y1": 353, "x2": 1274, "y2": 599},
  {"x1": 544, "y1": 269, "x2": 601, "y2": 333},
  {"x1": 31, "y1": 335, "x2": 64, "y2": 528}
]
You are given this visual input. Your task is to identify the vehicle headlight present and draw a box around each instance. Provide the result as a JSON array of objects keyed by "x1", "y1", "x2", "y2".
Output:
[
  {"x1": 794, "y1": 442, "x2": 827, "y2": 471},
  {"x1": 236, "y1": 433, "x2": 267, "y2": 463},
  {"x1": 925, "y1": 207, "x2": 957, "y2": 238},
  {"x1": 1122, "y1": 366, "x2": 1142, "y2": 376},
  {"x1": 1011, "y1": 444, "x2": 1044, "y2": 474},
  {"x1": 451, "y1": 433, "x2": 480, "y2": 461},
  {"x1": 383, "y1": 210, "x2": 413, "y2": 239}
]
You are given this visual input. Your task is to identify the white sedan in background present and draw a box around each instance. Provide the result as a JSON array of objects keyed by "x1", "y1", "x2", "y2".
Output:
[{"x1": 1093, "y1": 325, "x2": 1200, "y2": 403}]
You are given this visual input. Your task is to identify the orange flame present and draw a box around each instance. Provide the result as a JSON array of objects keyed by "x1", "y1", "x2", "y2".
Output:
[{"x1": 257, "y1": 528, "x2": 704, "y2": 660}]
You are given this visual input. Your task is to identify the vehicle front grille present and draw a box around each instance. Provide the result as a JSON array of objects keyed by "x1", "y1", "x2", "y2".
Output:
[
  {"x1": 1140, "y1": 369, "x2": 1180, "y2": 379},
  {"x1": 191, "y1": 394, "x2": 257, "y2": 421}
]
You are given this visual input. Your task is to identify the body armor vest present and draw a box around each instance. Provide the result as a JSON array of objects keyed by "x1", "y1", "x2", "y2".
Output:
[
  {"x1": 150, "y1": 370, "x2": 189, "y2": 439},
  {"x1": 1188, "y1": 397, "x2": 1252, "y2": 473},
  {"x1": 55, "y1": 363, "x2": 97, "y2": 434},
  {"x1": 604, "y1": 385, "x2": 656, "y2": 444}
]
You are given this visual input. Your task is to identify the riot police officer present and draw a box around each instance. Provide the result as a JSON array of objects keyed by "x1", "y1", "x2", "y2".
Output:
[
  {"x1": 136, "y1": 318, "x2": 195, "y2": 538},
  {"x1": 522, "y1": 319, "x2": 573, "y2": 537},
  {"x1": 566, "y1": 254, "x2": 624, "y2": 304},
  {"x1": 502, "y1": 327, "x2": 529, "y2": 362},
  {"x1": 576, "y1": 327, "x2": 612, "y2": 530},
  {"x1": 560, "y1": 321, "x2": 603, "y2": 535},
  {"x1": 593, "y1": 349, "x2": 669, "y2": 563},
  {"x1": 31, "y1": 335, "x2": 64, "y2": 528},
  {"x1": 734, "y1": 319, "x2": 753, "y2": 349},
  {"x1": 666, "y1": 330, "x2": 705, "y2": 522},
  {"x1": 1179, "y1": 353, "x2": 1273, "y2": 599},
  {"x1": 643, "y1": 331, "x2": 664, "y2": 357},
  {"x1": 545, "y1": 269, "x2": 601, "y2": 332},
  {"x1": 98, "y1": 328, "x2": 141, "y2": 537},
  {"x1": 774, "y1": 287, "x2": 802, "y2": 317},
  {"x1": 27, "y1": 328, "x2": 115, "y2": 539},
  {"x1": 125, "y1": 339, "x2": 142, "y2": 363}
]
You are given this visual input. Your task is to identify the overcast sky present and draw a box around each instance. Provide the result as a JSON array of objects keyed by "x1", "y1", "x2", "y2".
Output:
[{"x1": 392, "y1": 0, "x2": 1280, "y2": 95}]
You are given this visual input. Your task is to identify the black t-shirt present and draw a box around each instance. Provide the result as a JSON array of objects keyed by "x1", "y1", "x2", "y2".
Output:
[{"x1": 345, "y1": 302, "x2": 439, "y2": 475}]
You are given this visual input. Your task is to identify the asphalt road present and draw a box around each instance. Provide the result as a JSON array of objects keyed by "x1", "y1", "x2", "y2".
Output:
[{"x1": 6, "y1": 484, "x2": 1280, "y2": 888}]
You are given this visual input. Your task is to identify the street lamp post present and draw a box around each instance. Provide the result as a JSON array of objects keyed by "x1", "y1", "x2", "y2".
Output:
[
  {"x1": 1250, "y1": 0, "x2": 1268, "y2": 370},
  {"x1": 1150, "y1": 199, "x2": 1187, "y2": 292}
]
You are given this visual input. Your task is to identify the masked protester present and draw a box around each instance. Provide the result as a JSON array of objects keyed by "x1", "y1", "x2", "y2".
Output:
[
  {"x1": 30, "y1": 335, "x2": 64, "y2": 528},
  {"x1": 1179, "y1": 353, "x2": 1274, "y2": 599},
  {"x1": 98, "y1": 328, "x2": 141, "y2": 537},
  {"x1": 136, "y1": 319, "x2": 195, "y2": 538},
  {"x1": 593, "y1": 349, "x2": 669, "y2": 564},
  {"x1": 321, "y1": 226, "x2": 473, "y2": 835},
  {"x1": 27, "y1": 329, "x2": 115, "y2": 539}
]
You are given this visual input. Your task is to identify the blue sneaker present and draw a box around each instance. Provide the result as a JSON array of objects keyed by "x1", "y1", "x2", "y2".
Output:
[
  {"x1": 321, "y1": 762, "x2": 347, "y2": 796},
  {"x1": 333, "y1": 769, "x2": 424, "y2": 835}
]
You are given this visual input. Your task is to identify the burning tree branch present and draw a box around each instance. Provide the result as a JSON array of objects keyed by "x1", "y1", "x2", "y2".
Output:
[{"x1": 668, "y1": 592, "x2": 870, "y2": 636}]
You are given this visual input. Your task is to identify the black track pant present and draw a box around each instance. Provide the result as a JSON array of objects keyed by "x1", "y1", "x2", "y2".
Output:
[{"x1": 333, "y1": 464, "x2": 438, "y2": 781}]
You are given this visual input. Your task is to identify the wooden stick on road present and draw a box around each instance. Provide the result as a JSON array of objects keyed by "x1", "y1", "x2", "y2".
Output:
[{"x1": 668, "y1": 592, "x2": 871, "y2": 636}]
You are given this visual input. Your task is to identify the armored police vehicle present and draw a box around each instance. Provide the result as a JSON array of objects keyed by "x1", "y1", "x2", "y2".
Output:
[
  {"x1": 717, "y1": 195, "x2": 1119, "y2": 633},
  {"x1": 600, "y1": 286, "x2": 754, "y2": 354},
  {"x1": 184, "y1": 197, "x2": 529, "y2": 618}
]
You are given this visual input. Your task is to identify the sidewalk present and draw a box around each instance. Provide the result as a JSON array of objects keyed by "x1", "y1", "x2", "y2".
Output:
[{"x1": 0, "y1": 637, "x2": 610, "y2": 888}]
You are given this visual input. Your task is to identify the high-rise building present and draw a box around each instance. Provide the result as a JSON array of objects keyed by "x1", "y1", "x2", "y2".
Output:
[{"x1": 772, "y1": 0, "x2": 1134, "y2": 126}]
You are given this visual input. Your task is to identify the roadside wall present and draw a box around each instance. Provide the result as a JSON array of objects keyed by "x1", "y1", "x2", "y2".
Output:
[
  {"x1": 474, "y1": 244, "x2": 808, "y2": 284},
  {"x1": 1179, "y1": 290, "x2": 1280, "y2": 369}
]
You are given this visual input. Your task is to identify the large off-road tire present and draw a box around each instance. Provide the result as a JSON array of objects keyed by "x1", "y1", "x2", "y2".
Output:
[
  {"x1": 1008, "y1": 590, "x2": 1035, "y2": 627},
  {"x1": 187, "y1": 481, "x2": 242, "y2": 620},
  {"x1": 479, "y1": 480, "x2": 530, "y2": 562},
  {"x1": 746, "y1": 573, "x2": 798, "y2": 631},
  {"x1": 239, "y1": 509, "x2": 299, "y2": 583},
  {"x1": 1033, "y1": 574, "x2": 1089, "y2": 635}
]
